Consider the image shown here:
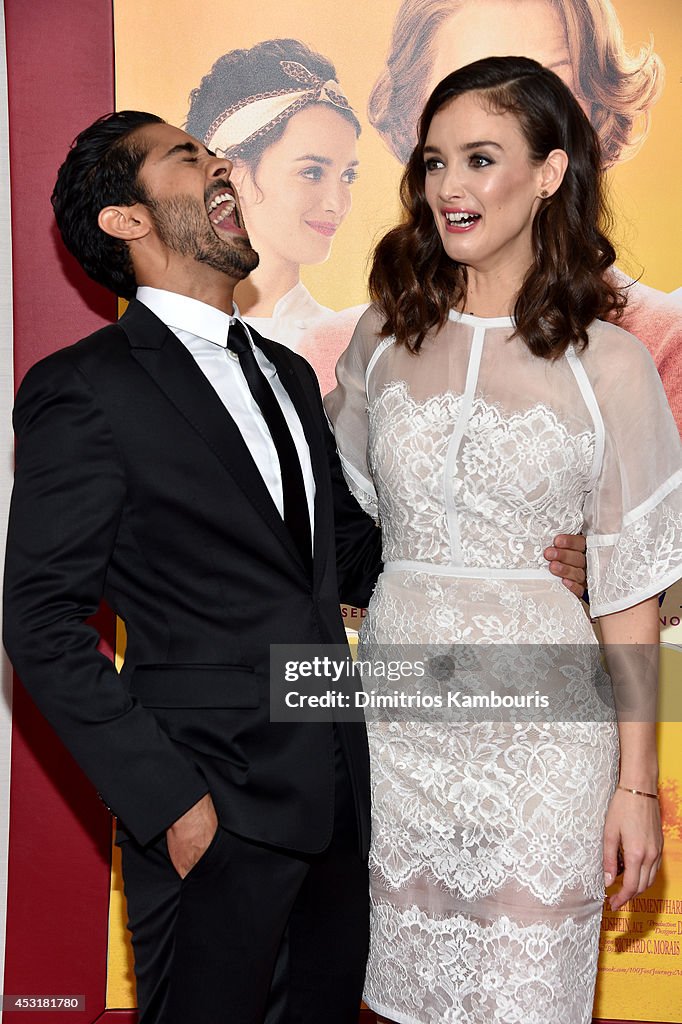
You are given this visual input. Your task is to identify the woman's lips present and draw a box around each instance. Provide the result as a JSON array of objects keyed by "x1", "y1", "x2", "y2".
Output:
[{"x1": 305, "y1": 220, "x2": 338, "y2": 237}]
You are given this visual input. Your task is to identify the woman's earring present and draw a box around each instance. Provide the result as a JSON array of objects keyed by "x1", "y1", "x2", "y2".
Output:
[{"x1": 539, "y1": 189, "x2": 549, "y2": 198}]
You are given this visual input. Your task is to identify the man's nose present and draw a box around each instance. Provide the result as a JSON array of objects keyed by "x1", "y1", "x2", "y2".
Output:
[{"x1": 208, "y1": 155, "x2": 233, "y2": 180}]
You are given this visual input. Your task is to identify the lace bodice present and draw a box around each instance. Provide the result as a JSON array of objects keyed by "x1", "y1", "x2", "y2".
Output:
[
  {"x1": 326, "y1": 307, "x2": 682, "y2": 616},
  {"x1": 370, "y1": 381, "x2": 594, "y2": 569}
]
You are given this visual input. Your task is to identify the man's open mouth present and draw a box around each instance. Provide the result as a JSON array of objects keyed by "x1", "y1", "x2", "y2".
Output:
[{"x1": 207, "y1": 190, "x2": 239, "y2": 228}]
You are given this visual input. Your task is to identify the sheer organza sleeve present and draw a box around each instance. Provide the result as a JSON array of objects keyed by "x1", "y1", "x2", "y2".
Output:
[
  {"x1": 323, "y1": 306, "x2": 385, "y2": 522},
  {"x1": 582, "y1": 327, "x2": 682, "y2": 617}
]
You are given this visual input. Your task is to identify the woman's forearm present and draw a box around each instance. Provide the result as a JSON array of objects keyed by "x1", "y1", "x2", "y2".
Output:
[{"x1": 598, "y1": 596, "x2": 660, "y2": 792}]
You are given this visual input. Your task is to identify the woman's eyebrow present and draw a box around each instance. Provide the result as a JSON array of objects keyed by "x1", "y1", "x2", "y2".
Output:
[
  {"x1": 423, "y1": 141, "x2": 503, "y2": 154},
  {"x1": 460, "y1": 140, "x2": 503, "y2": 151},
  {"x1": 293, "y1": 153, "x2": 359, "y2": 167}
]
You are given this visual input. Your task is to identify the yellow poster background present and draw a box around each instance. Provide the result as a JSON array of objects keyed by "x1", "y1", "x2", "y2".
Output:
[
  {"x1": 110, "y1": 1, "x2": 682, "y2": 1018},
  {"x1": 113, "y1": 0, "x2": 682, "y2": 308}
]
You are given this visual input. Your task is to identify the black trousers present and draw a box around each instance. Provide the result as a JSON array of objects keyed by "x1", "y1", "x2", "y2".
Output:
[{"x1": 119, "y1": 736, "x2": 370, "y2": 1024}]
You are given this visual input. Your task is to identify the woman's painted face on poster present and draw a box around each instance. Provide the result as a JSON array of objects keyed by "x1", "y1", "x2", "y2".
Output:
[
  {"x1": 429, "y1": 0, "x2": 591, "y2": 119},
  {"x1": 232, "y1": 104, "x2": 359, "y2": 268}
]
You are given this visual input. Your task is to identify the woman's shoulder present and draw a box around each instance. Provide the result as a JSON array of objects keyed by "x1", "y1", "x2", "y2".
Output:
[
  {"x1": 578, "y1": 319, "x2": 669, "y2": 414},
  {"x1": 334, "y1": 302, "x2": 392, "y2": 363},
  {"x1": 582, "y1": 318, "x2": 659, "y2": 376},
  {"x1": 351, "y1": 302, "x2": 389, "y2": 340}
]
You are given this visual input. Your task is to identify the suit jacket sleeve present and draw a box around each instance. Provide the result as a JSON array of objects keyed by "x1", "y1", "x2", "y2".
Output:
[
  {"x1": 300, "y1": 359, "x2": 382, "y2": 608},
  {"x1": 3, "y1": 353, "x2": 209, "y2": 846}
]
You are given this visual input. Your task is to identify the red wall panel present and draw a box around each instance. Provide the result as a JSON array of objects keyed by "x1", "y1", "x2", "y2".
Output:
[{"x1": 4, "y1": 1, "x2": 117, "y2": 1020}]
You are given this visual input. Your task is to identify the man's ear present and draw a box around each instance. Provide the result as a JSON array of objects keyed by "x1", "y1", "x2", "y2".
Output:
[{"x1": 98, "y1": 203, "x2": 151, "y2": 241}]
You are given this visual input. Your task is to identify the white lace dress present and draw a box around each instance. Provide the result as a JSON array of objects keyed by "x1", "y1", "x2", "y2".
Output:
[{"x1": 324, "y1": 307, "x2": 682, "y2": 1024}]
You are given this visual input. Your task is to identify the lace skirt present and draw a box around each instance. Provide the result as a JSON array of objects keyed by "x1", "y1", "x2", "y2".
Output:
[{"x1": 360, "y1": 570, "x2": 619, "y2": 1024}]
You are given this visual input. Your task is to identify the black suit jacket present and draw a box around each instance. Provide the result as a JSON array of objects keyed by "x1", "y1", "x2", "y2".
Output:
[{"x1": 3, "y1": 299, "x2": 381, "y2": 853}]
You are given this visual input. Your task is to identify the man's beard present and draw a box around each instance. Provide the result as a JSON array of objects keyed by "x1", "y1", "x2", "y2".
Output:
[{"x1": 145, "y1": 193, "x2": 259, "y2": 279}]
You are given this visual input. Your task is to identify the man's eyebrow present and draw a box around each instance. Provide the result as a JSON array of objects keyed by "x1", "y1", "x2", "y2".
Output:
[{"x1": 161, "y1": 141, "x2": 208, "y2": 160}]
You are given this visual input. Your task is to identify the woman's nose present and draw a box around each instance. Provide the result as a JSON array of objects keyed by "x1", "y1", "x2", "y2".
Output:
[
  {"x1": 439, "y1": 172, "x2": 465, "y2": 202},
  {"x1": 324, "y1": 180, "x2": 351, "y2": 217}
]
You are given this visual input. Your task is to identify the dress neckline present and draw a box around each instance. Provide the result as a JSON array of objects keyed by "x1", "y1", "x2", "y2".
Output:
[{"x1": 448, "y1": 309, "x2": 515, "y2": 328}]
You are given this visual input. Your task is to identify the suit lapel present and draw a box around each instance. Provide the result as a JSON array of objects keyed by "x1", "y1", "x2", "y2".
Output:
[{"x1": 119, "y1": 300, "x2": 305, "y2": 572}]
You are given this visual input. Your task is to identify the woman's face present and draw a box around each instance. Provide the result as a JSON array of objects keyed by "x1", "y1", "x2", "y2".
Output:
[
  {"x1": 423, "y1": 92, "x2": 548, "y2": 276},
  {"x1": 429, "y1": 0, "x2": 590, "y2": 119},
  {"x1": 233, "y1": 104, "x2": 358, "y2": 269}
]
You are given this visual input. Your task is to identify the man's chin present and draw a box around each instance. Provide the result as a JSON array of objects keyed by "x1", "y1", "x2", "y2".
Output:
[
  {"x1": 221, "y1": 234, "x2": 259, "y2": 277},
  {"x1": 196, "y1": 247, "x2": 259, "y2": 280},
  {"x1": 231, "y1": 250, "x2": 260, "y2": 280}
]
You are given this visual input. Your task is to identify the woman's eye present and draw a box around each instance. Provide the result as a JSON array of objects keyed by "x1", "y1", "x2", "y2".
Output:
[
  {"x1": 470, "y1": 154, "x2": 492, "y2": 168},
  {"x1": 342, "y1": 168, "x2": 359, "y2": 185},
  {"x1": 300, "y1": 166, "x2": 323, "y2": 181},
  {"x1": 425, "y1": 158, "x2": 444, "y2": 172}
]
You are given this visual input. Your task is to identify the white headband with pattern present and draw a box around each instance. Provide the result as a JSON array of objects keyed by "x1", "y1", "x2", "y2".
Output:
[{"x1": 204, "y1": 60, "x2": 354, "y2": 156}]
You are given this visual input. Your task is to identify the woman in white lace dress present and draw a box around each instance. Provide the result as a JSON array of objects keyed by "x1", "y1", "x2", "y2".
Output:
[{"x1": 325, "y1": 57, "x2": 681, "y2": 1023}]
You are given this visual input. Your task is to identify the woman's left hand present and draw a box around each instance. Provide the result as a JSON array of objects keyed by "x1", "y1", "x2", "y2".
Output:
[
  {"x1": 603, "y1": 787, "x2": 663, "y2": 911},
  {"x1": 544, "y1": 533, "x2": 586, "y2": 596}
]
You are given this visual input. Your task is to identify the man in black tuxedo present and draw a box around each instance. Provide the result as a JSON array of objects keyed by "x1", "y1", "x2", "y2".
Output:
[{"x1": 3, "y1": 111, "x2": 587, "y2": 1024}]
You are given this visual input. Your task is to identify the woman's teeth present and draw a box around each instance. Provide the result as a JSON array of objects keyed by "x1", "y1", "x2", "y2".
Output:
[{"x1": 445, "y1": 212, "x2": 480, "y2": 226}]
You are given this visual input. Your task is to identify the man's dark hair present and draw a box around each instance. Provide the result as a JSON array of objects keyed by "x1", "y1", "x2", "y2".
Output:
[{"x1": 52, "y1": 110, "x2": 165, "y2": 298}]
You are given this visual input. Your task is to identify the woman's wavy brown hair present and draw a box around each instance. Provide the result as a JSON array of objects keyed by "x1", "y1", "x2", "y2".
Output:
[{"x1": 369, "y1": 55, "x2": 625, "y2": 358}]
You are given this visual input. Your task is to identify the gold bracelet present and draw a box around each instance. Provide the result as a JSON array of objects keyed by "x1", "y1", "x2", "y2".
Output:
[{"x1": 617, "y1": 785, "x2": 658, "y2": 800}]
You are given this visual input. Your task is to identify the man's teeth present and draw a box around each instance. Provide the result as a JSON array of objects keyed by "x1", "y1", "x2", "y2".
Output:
[
  {"x1": 207, "y1": 192, "x2": 234, "y2": 212},
  {"x1": 445, "y1": 212, "x2": 480, "y2": 225},
  {"x1": 207, "y1": 192, "x2": 236, "y2": 223}
]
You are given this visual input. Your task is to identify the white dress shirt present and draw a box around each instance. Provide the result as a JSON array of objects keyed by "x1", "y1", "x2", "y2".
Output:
[{"x1": 136, "y1": 287, "x2": 315, "y2": 544}]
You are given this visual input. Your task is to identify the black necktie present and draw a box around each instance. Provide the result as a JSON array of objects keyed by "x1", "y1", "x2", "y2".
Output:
[{"x1": 226, "y1": 321, "x2": 312, "y2": 572}]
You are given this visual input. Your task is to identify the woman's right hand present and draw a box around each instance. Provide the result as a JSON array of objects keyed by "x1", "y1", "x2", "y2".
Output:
[{"x1": 603, "y1": 786, "x2": 663, "y2": 911}]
